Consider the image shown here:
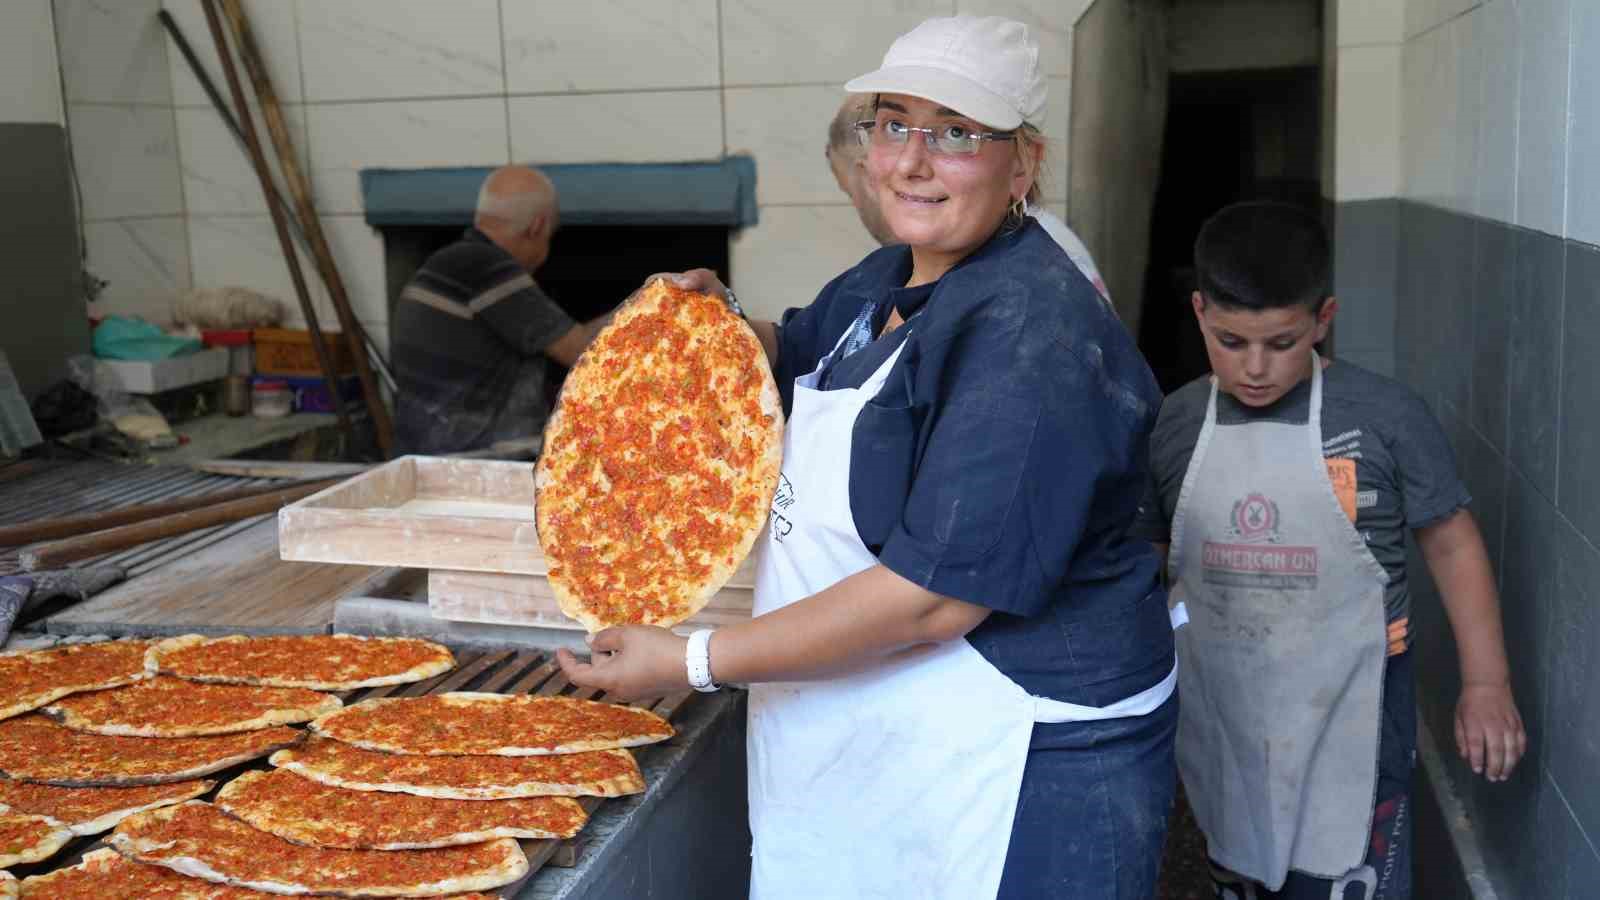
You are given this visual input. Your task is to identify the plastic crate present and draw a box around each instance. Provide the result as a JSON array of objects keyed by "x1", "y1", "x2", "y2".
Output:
[
  {"x1": 253, "y1": 328, "x2": 356, "y2": 377},
  {"x1": 253, "y1": 374, "x2": 362, "y2": 414}
]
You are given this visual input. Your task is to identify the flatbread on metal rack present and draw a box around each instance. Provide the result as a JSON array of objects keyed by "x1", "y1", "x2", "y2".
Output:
[
  {"x1": 109, "y1": 801, "x2": 528, "y2": 898},
  {"x1": 43, "y1": 675, "x2": 339, "y2": 737},
  {"x1": 0, "y1": 777, "x2": 212, "y2": 835},
  {"x1": 536, "y1": 279, "x2": 783, "y2": 631},
  {"x1": 0, "y1": 639, "x2": 151, "y2": 723},
  {"x1": 148, "y1": 634, "x2": 455, "y2": 691},
  {"x1": 271, "y1": 735, "x2": 644, "y2": 800},
  {"x1": 0, "y1": 812, "x2": 72, "y2": 868},
  {"x1": 217, "y1": 768, "x2": 587, "y2": 850},
  {"x1": 18, "y1": 848, "x2": 265, "y2": 899},
  {"x1": 0, "y1": 715, "x2": 302, "y2": 786},
  {"x1": 19, "y1": 848, "x2": 501, "y2": 899},
  {"x1": 310, "y1": 692, "x2": 673, "y2": 756}
]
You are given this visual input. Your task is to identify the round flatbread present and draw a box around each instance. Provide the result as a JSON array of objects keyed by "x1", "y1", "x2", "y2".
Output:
[
  {"x1": 311, "y1": 692, "x2": 673, "y2": 757},
  {"x1": 0, "y1": 639, "x2": 151, "y2": 723},
  {"x1": 19, "y1": 848, "x2": 501, "y2": 899},
  {"x1": 149, "y1": 634, "x2": 455, "y2": 690},
  {"x1": 217, "y1": 768, "x2": 586, "y2": 850},
  {"x1": 271, "y1": 735, "x2": 644, "y2": 800},
  {"x1": 0, "y1": 870, "x2": 14, "y2": 900},
  {"x1": 43, "y1": 675, "x2": 339, "y2": 737},
  {"x1": 0, "y1": 777, "x2": 212, "y2": 836},
  {"x1": 0, "y1": 715, "x2": 302, "y2": 786},
  {"x1": 110, "y1": 801, "x2": 528, "y2": 898},
  {"x1": 536, "y1": 279, "x2": 783, "y2": 631},
  {"x1": 18, "y1": 848, "x2": 262, "y2": 899},
  {"x1": 0, "y1": 812, "x2": 72, "y2": 868}
]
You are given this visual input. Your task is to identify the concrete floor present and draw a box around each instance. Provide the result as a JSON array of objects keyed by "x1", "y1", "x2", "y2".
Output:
[{"x1": 1158, "y1": 788, "x2": 1215, "y2": 899}]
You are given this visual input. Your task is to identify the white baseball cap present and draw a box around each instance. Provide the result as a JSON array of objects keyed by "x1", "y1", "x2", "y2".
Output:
[{"x1": 844, "y1": 15, "x2": 1046, "y2": 131}]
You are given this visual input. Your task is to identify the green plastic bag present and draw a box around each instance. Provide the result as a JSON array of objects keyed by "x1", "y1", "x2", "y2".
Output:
[{"x1": 92, "y1": 316, "x2": 202, "y2": 361}]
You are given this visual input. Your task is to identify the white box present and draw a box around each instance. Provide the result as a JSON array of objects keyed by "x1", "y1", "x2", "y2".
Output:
[{"x1": 95, "y1": 348, "x2": 229, "y2": 394}]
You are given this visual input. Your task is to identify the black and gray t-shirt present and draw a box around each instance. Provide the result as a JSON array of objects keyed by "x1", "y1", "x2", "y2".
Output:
[
  {"x1": 1134, "y1": 361, "x2": 1471, "y2": 651},
  {"x1": 392, "y1": 229, "x2": 576, "y2": 455}
]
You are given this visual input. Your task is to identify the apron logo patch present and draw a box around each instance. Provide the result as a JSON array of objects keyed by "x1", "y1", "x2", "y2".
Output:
[
  {"x1": 769, "y1": 474, "x2": 795, "y2": 544},
  {"x1": 1206, "y1": 493, "x2": 1320, "y2": 589},
  {"x1": 1228, "y1": 493, "x2": 1281, "y2": 543}
]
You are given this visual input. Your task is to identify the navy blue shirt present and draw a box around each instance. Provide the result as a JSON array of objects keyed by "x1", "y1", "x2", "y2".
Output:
[{"x1": 774, "y1": 221, "x2": 1173, "y2": 707}]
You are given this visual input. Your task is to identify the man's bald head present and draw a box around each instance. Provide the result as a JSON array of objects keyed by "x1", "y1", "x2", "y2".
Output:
[
  {"x1": 826, "y1": 97, "x2": 868, "y2": 164},
  {"x1": 475, "y1": 166, "x2": 559, "y2": 270},
  {"x1": 476, "y1": 166, "x2": 557, "y2": 232},
  {"x1": 826, "y1": 97, "x2": 896, "y2": 246}
]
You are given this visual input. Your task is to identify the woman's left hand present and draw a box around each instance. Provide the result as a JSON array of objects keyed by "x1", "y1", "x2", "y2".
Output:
[{"x1": 557, "y1": 626, "x2": 691, "y2": 701}]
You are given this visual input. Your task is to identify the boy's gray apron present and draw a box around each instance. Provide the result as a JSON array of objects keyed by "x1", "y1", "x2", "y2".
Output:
[{"x1": 1168, "y1": 355, "x2": 1388, "y2": 890}]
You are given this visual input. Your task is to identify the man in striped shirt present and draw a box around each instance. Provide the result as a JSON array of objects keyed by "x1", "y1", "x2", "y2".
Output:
[{"x1": 392, "y1": 167, "x2": 605, "y2": 454}]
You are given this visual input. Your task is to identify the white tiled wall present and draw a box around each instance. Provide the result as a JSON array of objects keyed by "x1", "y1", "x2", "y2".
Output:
[
  {"x1": 307, "y1": 99, "x2": 511, "y2": 214},
  {"x1": 1513, "y1": 0, "x2": 1571, "y2": 237},
  {"x1": 502, "y1": 0, "x2": 721, "y2": 93},
  {"x1": 1398, "y1": 0, "x2": 1600, "y2": 242},
  {"x1": 1, "y1": 1, "x2": 64, "y2": 124},
  {"x1": 56, "y1": 0, "x2": 1090, "y2": 339},
  {"x1": 297, "y1": 0, "x2": 506, "y2": 102},
  {"x1": 83, "y1": 218, "x2": 191, "y2": 324}
]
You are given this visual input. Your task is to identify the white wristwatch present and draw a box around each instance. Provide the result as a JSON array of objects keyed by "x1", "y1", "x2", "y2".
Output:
[{"x1": 685, "y1": 628, "x2": 721, "y2": 693}]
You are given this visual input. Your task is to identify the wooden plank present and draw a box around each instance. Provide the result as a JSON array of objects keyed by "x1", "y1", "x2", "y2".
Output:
[
  {"x1": 45, "y1": 518, "x2": 367, "y2": 635},
  {"x1": 188, "y1": 459, "x2": 371, "y2": 480},
  {"x1": 427, "y1": 567, "x2": 754, "y2": 633}
]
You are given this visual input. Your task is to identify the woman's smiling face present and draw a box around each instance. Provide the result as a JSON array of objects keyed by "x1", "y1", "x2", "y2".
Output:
[{"x1": 865, "y1": 94, "x2": 1035, "y2": 267}]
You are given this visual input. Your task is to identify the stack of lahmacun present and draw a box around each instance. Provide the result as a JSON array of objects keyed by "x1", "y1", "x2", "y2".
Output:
[{"x1": 0, "y1": 633, "x2": 671, "y2": 897}]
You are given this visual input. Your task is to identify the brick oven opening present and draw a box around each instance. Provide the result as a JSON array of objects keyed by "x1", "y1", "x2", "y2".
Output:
[{"x1": 362, "y1": 158, "x2": 756, "y2": 335}]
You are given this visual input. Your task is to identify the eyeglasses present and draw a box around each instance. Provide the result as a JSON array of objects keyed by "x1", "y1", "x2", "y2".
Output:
[{"x1": 854, "y1": 118, "x2": 1016, "y2": 156}]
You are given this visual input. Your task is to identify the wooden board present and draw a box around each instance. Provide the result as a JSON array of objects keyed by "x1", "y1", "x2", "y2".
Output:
[
  {"x1": 278, "y1": 456, "x2": 543, "y2": 575},
  {"x1": 428, "y1": 561, "x2": 755, "y2": 634},
  {"x1": 45, "y1": 519, "x2": 403, "y2": 636}
]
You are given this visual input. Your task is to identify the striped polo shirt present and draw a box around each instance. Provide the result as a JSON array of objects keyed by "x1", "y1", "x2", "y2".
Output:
[{"x1": 391, "y1": 228, "x2": 576, "y2": 454}]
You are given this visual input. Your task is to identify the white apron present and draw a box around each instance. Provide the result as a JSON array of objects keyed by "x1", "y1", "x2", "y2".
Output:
[
  {"x1": 1169, "y1": 356, "x2": 1388, "y2": 890},
  {"x1": 748, "y1": 327, "x2": 1179, "y2": 900}
]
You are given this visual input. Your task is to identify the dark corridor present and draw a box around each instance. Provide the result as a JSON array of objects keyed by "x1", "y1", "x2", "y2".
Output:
[{"x1": 1138, "y1": 67, "x2": 1324, "y2": 394}]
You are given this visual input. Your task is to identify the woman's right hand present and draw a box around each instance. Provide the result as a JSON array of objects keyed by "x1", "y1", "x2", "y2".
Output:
[{"x1": 645, "y1": 269, "x2": 737, "y2": 313}]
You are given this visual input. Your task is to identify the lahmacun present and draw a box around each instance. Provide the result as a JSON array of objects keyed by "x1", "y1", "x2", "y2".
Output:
[
  {"x1": 109, "y1": 801, "x2": 528, "y2": 897},
  {"x1": 0, "y1": 639, "x2": 151, "y2": 722},
  {"x1": 0, "y1": 715, "x2": 302, "y2": 786},
  {"x1": 271, "y1": 735, "x2": 645, "y2": 800},
  {"x1": 149, "y1": 634, "x2": 455, "y2": 690},
  {"x1": 536, "y1": 279, "x2": 782, "y2": 631},
  {"x1": 20, "y1": 848, "x2": 502, "y2": 899},
  {"x1": 310, "y1": 692, "x2": 673, "y2": 756},
  {"x1": 44, "y1": 675, "x2": 339, "y2": 737},
  {"x1": 217, "y1": 768, "x2": 587, "y2": 849},
  {"x1": 0, "y1": 777, "x2": 212, "y2": 835},
  {"x1": 0, "y1": 812, "x2": 72, "y2": 868}
]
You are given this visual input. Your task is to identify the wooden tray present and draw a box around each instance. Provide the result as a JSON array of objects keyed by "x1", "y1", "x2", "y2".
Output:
[
  {"x1": 280, "y1": 455, "x2": 756, "y2": 632},
  {"x1": 279, "y1": 456, "x2": 542, "y2": 575},
  {"x1": 429, "y1": 561, "x2": 755, "y2": 634}
]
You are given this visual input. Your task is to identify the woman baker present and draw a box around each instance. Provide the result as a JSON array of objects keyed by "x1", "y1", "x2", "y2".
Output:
[{"x1": 560, "y1": 16, "x2": 1179, "y2": 900}]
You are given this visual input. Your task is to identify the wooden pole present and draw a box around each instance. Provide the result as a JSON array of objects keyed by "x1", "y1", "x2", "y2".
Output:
[
  {"x1": 218, "y1": 0, "x2": 395, "y2": 458},
  {"x1": 157, "y1": 8, "x2": 396, "y2": 395},
  {"x1": 18, "y1": 478, "x2": 340, "y2": 571},
  {"x1": 0, "y1": 480, "x2": 336, "y2": 547},
  {"x1": 197, "y1": 0, "x2": 356, "y2": 450}
]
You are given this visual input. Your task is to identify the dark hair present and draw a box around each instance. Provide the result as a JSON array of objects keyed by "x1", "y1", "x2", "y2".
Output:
[{"x1": 1193, "y1": 202, "x2": 1330, "y2": 311}]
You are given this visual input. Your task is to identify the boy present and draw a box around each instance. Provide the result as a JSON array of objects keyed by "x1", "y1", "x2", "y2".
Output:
[{"x1": 1138, "y1": 202, "x2": 1526, "y2": 899}]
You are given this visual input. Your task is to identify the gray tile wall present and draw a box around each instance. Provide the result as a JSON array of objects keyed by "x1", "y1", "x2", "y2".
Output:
[{"x1": 1391, "y1": 198, "x2": 1600, "y2": 896}]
